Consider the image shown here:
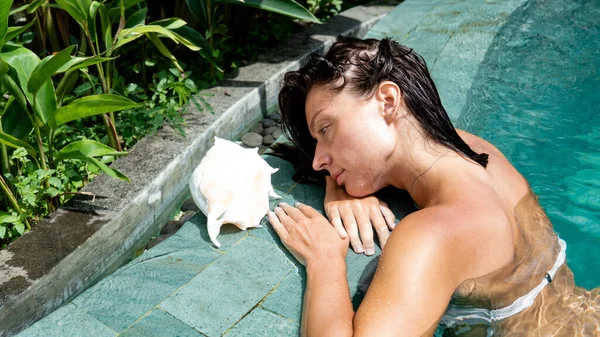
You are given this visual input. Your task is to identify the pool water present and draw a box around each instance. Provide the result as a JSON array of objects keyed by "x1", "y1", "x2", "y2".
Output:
[{"x1": 459, "y1": 0, "x2": 600, "y2": 290}]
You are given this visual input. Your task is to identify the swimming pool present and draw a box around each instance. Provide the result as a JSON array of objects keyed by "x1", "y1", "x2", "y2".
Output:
[{"x1": 459, "y1": 0, "x2": 600, "y2": 290}]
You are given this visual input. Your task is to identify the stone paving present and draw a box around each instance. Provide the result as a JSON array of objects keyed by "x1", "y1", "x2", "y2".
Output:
[{"x1": 17, "y1": 0, "x2": 528, "y2": 335}]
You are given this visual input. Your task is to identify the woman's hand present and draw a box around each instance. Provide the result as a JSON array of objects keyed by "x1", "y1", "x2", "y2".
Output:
[
  {"x1": 268, "y1": 202, "x2": 349, "y2": 267},
  {"x1": 324, "y1": 176, "x2": 397, "y2": 255}
]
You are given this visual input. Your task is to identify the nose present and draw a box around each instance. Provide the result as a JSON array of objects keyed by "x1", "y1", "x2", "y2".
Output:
[{"x1": 312, "y1": 143, "x2": 331, "y2": 171}]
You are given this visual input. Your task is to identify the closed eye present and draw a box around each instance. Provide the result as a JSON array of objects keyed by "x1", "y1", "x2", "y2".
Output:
[{"x1": 319, "y1": 126, "x2": 329, "y2": 135}]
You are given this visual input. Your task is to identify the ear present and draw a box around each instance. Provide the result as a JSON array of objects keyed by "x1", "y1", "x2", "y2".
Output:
[{"x1": 376, "y1": 81, "x2": 403, "y2": 123}]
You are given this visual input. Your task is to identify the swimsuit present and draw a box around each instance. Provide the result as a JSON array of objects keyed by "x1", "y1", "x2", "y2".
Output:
[{"x1": 440, "y1": 236, "x2": 567, "y2": 328}]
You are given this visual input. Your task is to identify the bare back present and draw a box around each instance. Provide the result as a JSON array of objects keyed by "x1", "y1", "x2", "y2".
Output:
[{"x1": 441, "y1": 130, "x2": 600, "y2": 336}]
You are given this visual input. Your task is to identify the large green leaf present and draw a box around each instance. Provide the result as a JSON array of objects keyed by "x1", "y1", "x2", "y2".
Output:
[
  {"x1": 0, "y1": 46, "x2": 57, "y2": 125},
  {"x1": 148, "y1": 22, "x2": 201, "y2": 52},
  {"x1": 0, "y1": 131, "x2": 36, "y2": 158},
  {"x1": 27, "y1": 45, "x2": 75, "y2": 95},
  {"x1": 2, "y1": 97, "x2": 33, "y2": 139},
  {"x1": 57, "y1": 148, "x2": 129, "y2": 182},
  {"x1": 113, "y1": 25, "x2": 179, "y2": 50},
  {"x1": 55, "y1": 70, "x2": 79, "y2": 105},
  {"x1": 149, "y1": 18, "x2": 187, "y2": 30},
  {"x1": 99, "y1": 3, "x2": 112, "y2": 52},
  {"x1": 217, "y1": 0, "x2": 319, "y2": 23},
  {"x1": 9, "y1": 4, "x2": 28, "y2": 16},
  {"x1": 108, "y1": 0, "x2": 144, "y2": 22},
  {"x1": 172, "y1": 26, "x2": 221, "y2": 71},
  {"x1": 152, "y1": 29, "x2": 200, "y2": 52},
  {"x1": 88, "y1": 0, "x2": 101, "y2": 43},
  {"x1": 55, "y1": 139, "x2": 127, "y2": 160},
  {"x1": 2, "y1": 73, "x2": 28, "y2": 112},
  {"x1": 146, "y1": 33, "x2": 180, "y2": 68},
  {"x1": 54, "y1": 94, "x2": 140, "y2": 127},
  {"x1": 0, "y1": 0, "x2": 12, "y2": 48},
  {"x1": 185, "y1": 0, "x2": 208, "y2": 30},
  {"x1": 56, "y1": 55, "x2": 114, "y2": 73},
  {"x1": 124, "y1": 8, "x2": 147, "y2": 28},
  {"x1": 0, "y1": 59, "x2": 7, "y2": 78},
  {"x1": 55, "y1": 0, "x2": 86, "y2": 22},
  {"x1": 5, "y1": 19, "x2": 37, "y2": 43},
  {"x1": 25, "y1": 0, "x2": 46, "y2": 14}
]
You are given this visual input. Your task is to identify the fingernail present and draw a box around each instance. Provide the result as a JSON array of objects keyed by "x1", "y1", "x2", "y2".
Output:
[
  {"x1": 274, "y1": 207, "x2": 282, "y2": 212},
  {"x1": 278, "y1": 202, "x2": 288, "y2": 207},
  {"x1": 355, "y1": 245, "x2": 364, "y2": 254},
  {"x1": 365, "y1": 249, "x2": 375, "y2": 255},
  {"x1": 294, "y1": 202, "x2": 302, "y2": 207}
]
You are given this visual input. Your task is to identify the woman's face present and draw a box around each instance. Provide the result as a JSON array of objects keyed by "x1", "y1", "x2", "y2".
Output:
[{"x1": 305, "y1": 84, "x2": 398, "y2": 197}]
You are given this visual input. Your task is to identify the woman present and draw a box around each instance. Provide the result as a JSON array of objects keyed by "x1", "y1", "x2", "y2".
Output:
[{"x1": 267, "y1": 36, "x2": 600, "y2": 336}]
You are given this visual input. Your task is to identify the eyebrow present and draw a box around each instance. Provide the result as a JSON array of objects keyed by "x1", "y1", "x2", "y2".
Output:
[{"x1": 309, "y1": 108, "x2": 326, "y2": 133}]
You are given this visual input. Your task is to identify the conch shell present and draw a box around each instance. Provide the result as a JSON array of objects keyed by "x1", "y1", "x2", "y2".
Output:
[{"x1": 189, "y1": 137, "x2": 281, "y2": 247}]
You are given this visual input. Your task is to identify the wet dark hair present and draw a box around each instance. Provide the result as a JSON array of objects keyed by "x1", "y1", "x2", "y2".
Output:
[{"x1": 278, "y1": 35, "x2": 488, "y2": 169}]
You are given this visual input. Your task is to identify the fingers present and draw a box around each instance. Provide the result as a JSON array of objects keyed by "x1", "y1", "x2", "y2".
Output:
[
  {"x1": 277, "y1": 202, "x2": 305, "y2": 221},
  {"x1": 325, "y1": 207, "x2": 348, "y2": 239},
  {"x1": 355, "y1": 211, "x2": 375, "y2": 255},
  {"x1": 273, "y1": 206, "x2": 294, "y2": 231},
  {"x1": 340, "y1": 210, "x2": 363, "y2": 254},
  {"x1": 294, "y1": 202, "x2": 322, "y2": 219},
  {"x1": 267, "y1": 210, "x2": 288, "y2": 240},
  {"x1": 371, "y1": 212, "x2": 390, "y2": 249},
  {"x1": 379, "y1": 201, "x2": 397, "y2": 230}
]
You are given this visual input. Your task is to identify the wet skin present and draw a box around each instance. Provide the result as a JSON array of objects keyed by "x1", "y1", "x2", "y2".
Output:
[{"x1": 272, "y1": 82, "x2": 600, "y2": 337}]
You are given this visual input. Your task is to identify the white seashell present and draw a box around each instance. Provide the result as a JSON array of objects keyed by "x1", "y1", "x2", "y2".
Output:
[{"x1": 189, "y1": 137, "x2": 281, "y2": 247}]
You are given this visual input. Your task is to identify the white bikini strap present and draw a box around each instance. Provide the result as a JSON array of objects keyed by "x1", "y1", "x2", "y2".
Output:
[{"x1": 440, "y1": 237, "x2": 567, "y2": 326}]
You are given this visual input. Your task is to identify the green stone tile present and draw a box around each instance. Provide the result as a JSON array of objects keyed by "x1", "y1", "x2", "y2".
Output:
[
  {"x1": 17, "y1": 303, "x2": 116, "y2": 337},
  {"x1": 186, "y1": 211, "x2": 250, "y2": 251},
  {"x1": 120, "y1": 309, "x2": 206, "y2": 337},
  {"x1": 160, "y1": 236, "x2": 295, "y2": 336},
  {"x1": 261, "y1": 268, "x2": 305, "y2": 322},
  {"x1": 403, "y1": 29, "x2": 451, "y2": 66},
  {"x1": 249, "y1": 194, "x2": 296, "y2": 246},
  {"x1": 284, "y1": 183, "x2": 326, "y2": 213},
  {"x1": 366, "y1": 0, "x2": 437, "y2": 41},
  {"x1": 262, "y1": 155, "x2": 297, "y2": 194},
  {"x1": 72, "y1": 231, "x2": 222, "y2": 332},
  {"x1": 224, "y1": 308, "x2": 300, "y2": 337},
  {"x1": 440, "y1": 31, "x2": 495, "y2": 61}
]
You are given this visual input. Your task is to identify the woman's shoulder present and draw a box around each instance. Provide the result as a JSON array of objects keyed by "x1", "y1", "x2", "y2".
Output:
[
  {"x1": 393, "y1": 199, "x2": 515, "y2": 282},
  {"x1": 455, "y1": 128, "x2": 530, "y2": 207},
  {"x1": 455, "y1": 128, "x2": 505, "y2": 159}
]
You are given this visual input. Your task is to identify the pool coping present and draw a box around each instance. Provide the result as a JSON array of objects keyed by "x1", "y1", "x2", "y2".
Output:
[{"x1": 0, "y1": 2, "x2": 397, "y2": 335}]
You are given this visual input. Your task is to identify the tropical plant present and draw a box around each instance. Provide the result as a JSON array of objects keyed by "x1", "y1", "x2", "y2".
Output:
[
  {"x1": 184, "y1": 0, "x2": 320, "y2": 72},
  {"x1": 0, "y1": 0, "x2": 140, "y2": 244},
  {"x1": 39, "y1": 0, "x2": 205, "y2": 151}
]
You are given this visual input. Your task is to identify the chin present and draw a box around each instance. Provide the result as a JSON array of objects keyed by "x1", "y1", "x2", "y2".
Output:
[{"x1": 344, "y1": 184, "x2": 377, "y2": 198}]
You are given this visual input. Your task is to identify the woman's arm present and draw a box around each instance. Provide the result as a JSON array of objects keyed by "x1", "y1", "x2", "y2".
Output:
[
  {"x1": 302, "y1": 255, "x2": 353, "y2": 336},
  {"x1": 324, "y1": 176, "x2": 397, "y2": 255},
  {"x1": 269, "y1": 203, "x2": 465, "y2": 337}
]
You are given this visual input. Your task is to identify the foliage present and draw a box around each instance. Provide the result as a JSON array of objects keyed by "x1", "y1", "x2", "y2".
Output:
[
  {"x1": 0, "y1": 0, "x2": 139, "y2": 245},
  {"x1": 116, "y1": 67, "x2": 212, "y2": 148},
  {"x1": 46, "y1": 0, "x2": 211, "y2": 151},
  {"x1": 0, "y1": 0, "x2": 354, "y2": 247},
  {"x1": 305, "y1": 0, "x2": 344, "y2": 18}
]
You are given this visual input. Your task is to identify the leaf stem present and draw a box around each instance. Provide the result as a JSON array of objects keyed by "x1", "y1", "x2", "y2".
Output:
[{"x1": 0, "y1": 174, "x2": 30, "y2": 230}]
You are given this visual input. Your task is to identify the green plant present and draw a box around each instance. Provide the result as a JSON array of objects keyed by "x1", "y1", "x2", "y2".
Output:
[
  {"x1": 116, "y1": 67, "x2": 208, "y2": 148},
  {"x1": 185, "y1": 0, "x2": 320, "y2": 73},
  {"x1": 1, "y1": 0, "x2": 141, "y2": 244},
  {"x1": 50, "y1": 0, "x2": 211, "y2": 151},
  {"x1": 305, "y1": 0, "x2": 343, "y2": 18}
]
